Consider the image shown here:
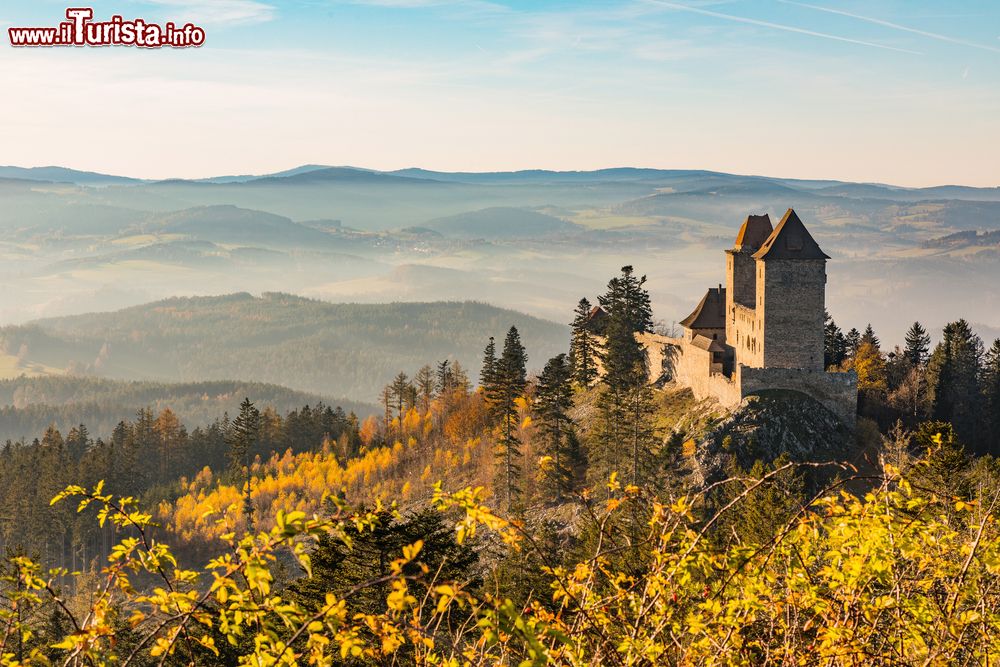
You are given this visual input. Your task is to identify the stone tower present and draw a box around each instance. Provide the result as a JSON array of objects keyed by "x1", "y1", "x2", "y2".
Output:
[
  {"x1": 725, "y1": 214, "x2": 773, "y2": 348},
  {"x1": 751, "y1": 208, "x2": 829, "y2": 371}
]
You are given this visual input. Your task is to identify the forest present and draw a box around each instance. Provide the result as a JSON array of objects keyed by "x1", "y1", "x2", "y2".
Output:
[
  {"x1": 0, "y1": 267, "x2": 999, "y2": 664},
  {"x1": 0, "y1": 295, "x2": 568, "y2": 399}
]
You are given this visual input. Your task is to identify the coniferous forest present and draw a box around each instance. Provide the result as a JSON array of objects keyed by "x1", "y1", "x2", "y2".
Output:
[{"x1": 1, "y1": 266, "x2": 999, "y2": 664}]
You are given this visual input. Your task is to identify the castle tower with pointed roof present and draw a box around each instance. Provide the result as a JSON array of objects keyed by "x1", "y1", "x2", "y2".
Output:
[
  {"x1": 630, "y1": 208, "x2": 857, "y2": 425},
  {"x1": 727, "y1": 209, "x2": 829, "y2": 372}
]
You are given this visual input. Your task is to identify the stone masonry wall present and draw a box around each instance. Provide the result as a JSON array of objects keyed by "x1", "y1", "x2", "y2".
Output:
[
  {"x1": 739, "y1": 366, "x2": 858, "y2": 427},
  {"x1": 636, "y1": 332, "x2": 856, "y2": 427},
  {"x1": 731, "y1": 303, "x2": 764, "y2": 367},
  {"x1": 759, "y1": 258, "x2": 826, "y2": 371}
]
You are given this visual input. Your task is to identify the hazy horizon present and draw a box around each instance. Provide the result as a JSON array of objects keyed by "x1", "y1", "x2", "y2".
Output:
[
  {"x1": 2, "y1": 1, "x2": 999, "y2": 187},
  {"x1": 1, "y1": 162, "x2": 998, "y2": 189}
]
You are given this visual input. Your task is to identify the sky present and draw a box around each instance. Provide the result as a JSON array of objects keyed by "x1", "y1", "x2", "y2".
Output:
[{"x1": 0, "y1": 0, "x2": 998, "y2": 186}]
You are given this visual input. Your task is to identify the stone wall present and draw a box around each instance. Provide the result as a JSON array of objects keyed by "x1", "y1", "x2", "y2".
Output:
[
  {"x1": 759, "y1": 258, "x2": 826, "y2": 371},
  {"x1": 638, "y1": 333, "x2": 742, "y2": 409},
  {"x1": 739, "y1": 365, "x2": 857, "y2": 426},
  {"x1": 635, "y1": 333, "x2": 856, "y2": 427},
  {"x1": 731, "y1": 303, "x2": 763, "y2": 367},
  {"x1": 726, "y1": 249, "x2": 756, "y2": 308}
]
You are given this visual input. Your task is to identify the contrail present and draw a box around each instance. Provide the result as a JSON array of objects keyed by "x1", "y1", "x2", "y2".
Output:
[
  {"x1": 781, "y1": 0, "x2": 1000, "y2": 53},
  {"x1": 645, "y1": 0, "x2": 921, "y2": 54}
]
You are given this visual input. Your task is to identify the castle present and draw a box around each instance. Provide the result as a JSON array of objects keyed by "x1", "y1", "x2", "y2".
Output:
[{"x1": 637, "y1": 209, "x2": 857, "y2": 425}]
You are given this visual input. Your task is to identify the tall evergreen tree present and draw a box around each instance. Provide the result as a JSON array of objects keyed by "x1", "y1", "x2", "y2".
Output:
[
  {"x1": 927, "y1": 320, "x2": 984, "y2": 450},
  {"x1": 824, "y1": 311, "x2": 848, "y2": 369},
  {"x1": 598, "y1": 266, "x2": 653, "y2": 388},
  {"x1": 982, "y1": 339, "x2": 1000, "y2": 456},
  {"x1": 904, "y1": 321, "x2": 931, "y2": 366},
  {"x1": 534, "y1": 354, "x2": 575, "y2": 499},
  {"x1": 227, "y1": 398, "x2": 260, "y2": 531},
  {"x1": 593, "y1": 266, "x2": 659, "y2": 490},
  {"x1": 860, "y1": 323, "x2": 881, "y2": 351},
  {"x1": 480, "y1": 337, "x2": 498, "y2": 403},
  {"x1": 493, "y1": 327, "x2": 527, "y2": 513},
  {"x1": 845, "y1": 328, "x2": 862, "y2": 357},
  {"x1": 569, "y1": 298, "x2": 598, "y2": 388}
]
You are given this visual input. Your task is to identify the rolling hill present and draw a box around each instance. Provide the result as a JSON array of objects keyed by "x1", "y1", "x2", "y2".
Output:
[
  {"x1": 0, "y1": 376, "x2": 373, "y2": 442},
  {"x1": 0, "y1": 294, "x2": 570, "y2": 401}
]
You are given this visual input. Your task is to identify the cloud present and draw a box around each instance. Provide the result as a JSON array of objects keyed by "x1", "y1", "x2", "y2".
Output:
[
  {"x1": 781, "y1": 1, "x2": 1000, "y2": 54},
  {"x1": 141, "y1": 0, "x2": 276, "y2": 25},
  {"x1": 644, "y1": 0, "x2": 922, "y2": 54}
]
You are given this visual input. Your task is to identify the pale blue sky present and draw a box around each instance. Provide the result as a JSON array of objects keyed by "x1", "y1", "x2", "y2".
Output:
[{"x1": 1, "y1": 0, "x2": 998, "y2": 185}]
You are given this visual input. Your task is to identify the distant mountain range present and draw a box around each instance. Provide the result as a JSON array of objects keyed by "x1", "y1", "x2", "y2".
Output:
[
  {"x1": 2, "y1": 163, "x2": 998, "y2": 352},
  {"x1": 2, "y1": 163, "x2": 996, "y2": 197}
]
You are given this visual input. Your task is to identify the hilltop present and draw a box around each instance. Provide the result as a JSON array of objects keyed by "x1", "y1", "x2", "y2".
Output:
[{"x1": 0, "y1": 294, "x2": 569, "y2": 401}]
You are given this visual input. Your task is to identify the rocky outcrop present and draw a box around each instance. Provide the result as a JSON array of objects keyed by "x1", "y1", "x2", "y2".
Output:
[{"x1": 684, "y1": 389, "x2": 856, "y2": 488}]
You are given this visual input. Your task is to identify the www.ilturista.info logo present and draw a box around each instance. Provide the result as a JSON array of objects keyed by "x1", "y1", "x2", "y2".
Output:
[{"x1": 8, "y1": 8, "x2": 205, "y2": 48}]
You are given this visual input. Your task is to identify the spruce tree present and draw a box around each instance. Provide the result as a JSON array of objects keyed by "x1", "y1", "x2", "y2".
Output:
[
  {"x1": 480, "y1": 337, "x2": 498, "y2": 405},
  {"x1": 493, "y1": 326, "x2": 527, "y2": 513},
  {"x1": 534, "y1": 354, "x2": 575, "y2": 499},
  {"x1": 823, "y1": 311, "x2": 848, "y2": 368},
  {"x1": 845, "y1": 328, "x2": 861, "y2": 357},
  {"x1": 569, "y1": 298, "x2": 598, "y2": 388},
  {"x1": 927, "y1": 320, "x2": 984, "y2": 451},
  {"x1": 227, "y1": 397, "x2": 260, "y2": 531},
  {"x1": 598, "y1": 266, "x2": 653, "y2": 389},
  {"x1": 904, "y1": 321, "x2": 931, "y2": 366},
  {"x1": 860, "y1": 323, "x2": 881, "y2": 351},
  {"x1": 982, "y1": 339, "x2": 1000, "y2": 455},
  {"x1": 593, "y1": 266, "x2": 659, "y2": 490}
]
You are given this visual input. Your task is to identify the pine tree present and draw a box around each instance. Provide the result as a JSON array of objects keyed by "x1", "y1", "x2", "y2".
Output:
[
  {"x1": 569, "y1": 298, "x2": 598, "y2": 388},
  {"x1": 227, "y1": 398, "x2": 260, "y2": 531},
  {"x1": 493, "y1": 326, "x2": 527, "y2": 513},
  {"x1": 904, "y1": 321, "x2": 931, "y2": 366},
  {"x1": 534, "y1": 354, "x2": 575, "y2": 499}
]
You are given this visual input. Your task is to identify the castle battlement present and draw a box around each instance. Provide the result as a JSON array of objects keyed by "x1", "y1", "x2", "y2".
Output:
[{"x1": 641, "y1": 209, "x2": 857, "y2": 426}]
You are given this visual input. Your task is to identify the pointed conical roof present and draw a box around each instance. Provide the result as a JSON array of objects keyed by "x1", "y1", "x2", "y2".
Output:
[
  {"x1": 733, "y1": 214, "x2": 773, "y2": 251},
  {"x1": 680, "y1": 286, "x2": 726, "y2": 330},
  {"x1": 752, "y1": 208, "x2": 830, "y2": 260}
]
